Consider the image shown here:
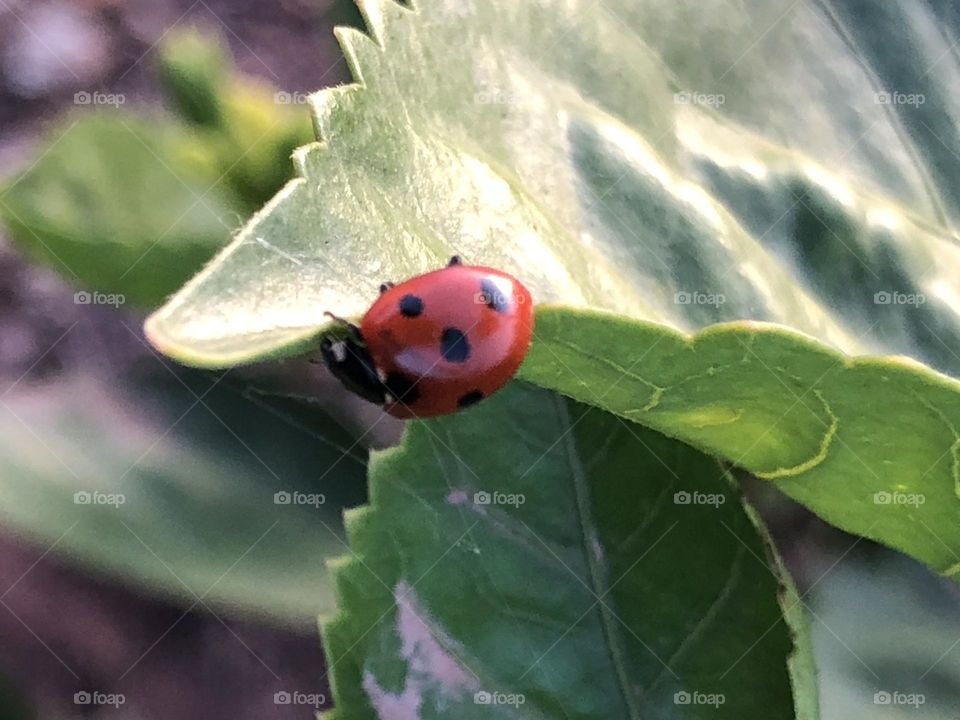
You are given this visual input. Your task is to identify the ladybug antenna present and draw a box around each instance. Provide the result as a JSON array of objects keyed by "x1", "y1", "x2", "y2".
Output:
[
  {"x1": 323, "y1": 312, "x2": 363, "y2": 343},
  {"x1": 324, "y1": 311, "x2": 350, "y2": 325}
]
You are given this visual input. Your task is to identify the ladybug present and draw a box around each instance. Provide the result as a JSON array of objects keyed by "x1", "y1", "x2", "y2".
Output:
[{"x1": 320, "y1": 256, "x2": 534, "y2": 418}]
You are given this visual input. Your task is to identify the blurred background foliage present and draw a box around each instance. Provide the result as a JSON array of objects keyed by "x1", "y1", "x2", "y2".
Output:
[
  {"x1": 0, "y1": 1, "x2": 958, "y2": 719},
  {"x1": 0, "y1": 1, "x2": 375, "y2": 717},
  {"x1": 1, "y1": 26, "x2": 314, "y2": 306}
]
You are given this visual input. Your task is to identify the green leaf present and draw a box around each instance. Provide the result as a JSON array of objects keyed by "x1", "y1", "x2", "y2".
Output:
[
  {"x1": 208, "y1": 78, "x2": 315, "y2": 213},
  {"x1": 0, "y1": 28, "x2": 313, "y2": 309},
  {"x1": 139, "y1": 0, "x2": 960, "y2": 604},
  {"x1": 520, "y1": 307, "x2": 960, "y2": 581},
  {"x1": 156, "y1": 26, "x2": 230, "y2": 129},
  {"x1": 156, "y1": 27, "x2": 316, "y2": 211},
  {"x1": 0, "y1": 114, "x2": 240, "y2": 307},
  {"x1": 140, "y1": 0, "x2": 960, "y2": 597},
  {"x1": 323, "y1": 382, "x2": 819, "y2": 719},
  {"x1": 145, "y1": 0, "x2": 960, "y2": 374},
  {"x1": 0, "y1": 365, "x2": 367, "y2": 626}
]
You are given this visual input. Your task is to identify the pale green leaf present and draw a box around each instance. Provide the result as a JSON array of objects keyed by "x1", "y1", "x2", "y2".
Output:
[{"x1": 145, "y1": 0, "x2": 960, "y2": 375}]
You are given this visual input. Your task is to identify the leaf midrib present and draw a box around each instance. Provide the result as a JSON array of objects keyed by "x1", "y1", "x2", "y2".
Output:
[{"x1": 555, "y1": 395, "x2": 643, "y2": 720}]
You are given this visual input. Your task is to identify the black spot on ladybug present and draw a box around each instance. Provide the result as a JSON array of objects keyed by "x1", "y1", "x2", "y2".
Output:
[
  {"x1": 479, "y1": 278, "x2": 509, "y2": 313},
  {"x1": 384, "y1": 372, "x2": 420, "y2": 405},
  {"x1": 399, "y1": 294, "x2": 424, "y2": 317},
  {"x1": 440, "y1": 328, "x2": 471, "y2": 363},
  {"x1": 457, "y1": 390, "x2": 484, "y2": 407}
]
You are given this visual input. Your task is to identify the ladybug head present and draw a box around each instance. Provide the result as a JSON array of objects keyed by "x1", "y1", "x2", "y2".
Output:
[{"x1": 320, "y1": 331, "x2": 386, "y2": 407}]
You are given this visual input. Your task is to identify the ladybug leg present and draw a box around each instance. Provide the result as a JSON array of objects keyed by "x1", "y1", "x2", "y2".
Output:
[
  {"x1": 448, "y1": 255, "x2": 462, "y2": 266},
  {"x1": 379, "y1": 281, "x2": 395, "y2": 294}
]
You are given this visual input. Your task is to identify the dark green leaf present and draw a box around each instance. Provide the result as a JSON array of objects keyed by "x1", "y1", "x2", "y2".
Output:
[
  {"x1": 322, "y1": 382, "x2": 818, "y2": 718},
  {"x1": 522, "y1": 307, "x2": 960, "y2": 581}
]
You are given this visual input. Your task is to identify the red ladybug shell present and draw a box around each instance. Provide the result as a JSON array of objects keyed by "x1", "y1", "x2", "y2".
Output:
[{"x1": 360, "y1": 265, "x2": 534, "y2": 418}]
